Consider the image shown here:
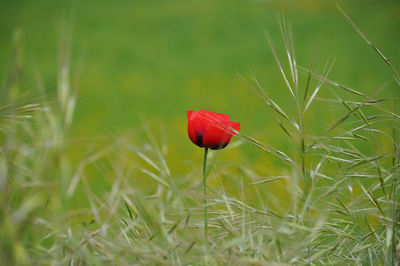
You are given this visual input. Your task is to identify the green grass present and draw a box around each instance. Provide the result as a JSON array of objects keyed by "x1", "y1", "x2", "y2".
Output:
[{"x1": 0, "y1": 0, "x2": 400, "y2": 265}]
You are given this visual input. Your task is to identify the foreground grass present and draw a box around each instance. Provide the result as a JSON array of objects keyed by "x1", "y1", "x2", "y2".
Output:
[{"x1": 1, "y1": 12, "x2": 399, "y2": 266}]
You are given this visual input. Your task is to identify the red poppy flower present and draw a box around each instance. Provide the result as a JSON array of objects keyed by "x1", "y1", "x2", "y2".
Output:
[{"x1": 187, "y1": 110, "x2": 240, "y2": 150}]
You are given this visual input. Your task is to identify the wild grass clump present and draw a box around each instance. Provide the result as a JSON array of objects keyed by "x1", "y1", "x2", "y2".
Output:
[{"x1": 0, "y1": 8, "x2": 399, "y2": 265}]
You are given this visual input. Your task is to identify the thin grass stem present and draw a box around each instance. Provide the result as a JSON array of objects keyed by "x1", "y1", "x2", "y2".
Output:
[
  {"x1": 299, "y1": 82, "x2": 311, "y2": 266},
  {"x1": 203, "y1": 147, "x2": 209, "y2": 251},
  {"x1": 392, "y1": 132, "x2": 399, "y2": 266}
]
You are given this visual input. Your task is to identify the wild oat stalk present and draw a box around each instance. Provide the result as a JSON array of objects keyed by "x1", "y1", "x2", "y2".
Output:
[
  {"x1": 338, "y1": 6, "x2": 400, "y2": 264},
  {"x1": 392, "y1": 129, "x2": 399, "y2": 265},
  {"x1": 258, "y1": 15, "x2": 334, "y2": 264}
]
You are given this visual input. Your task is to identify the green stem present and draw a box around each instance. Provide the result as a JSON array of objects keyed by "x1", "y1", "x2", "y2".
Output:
[
  {"x1": 298, "y1": 92, "x2": 310, "y2": 265},
  {"x1": 392, "y1": 134, "x2": 399, "y2": 266},
  {"x1": 301, "y1": 137, "x2": 310, "y2": 266},
  {"x1": 203, "y1": 147, "x2": 209, "y2": 250},
  {"x1": 305, "y1": 174, "x2": 310, "y2": 266},
  {"x1": 298, "y1": 82, "x2": 310, "y2": 265}
]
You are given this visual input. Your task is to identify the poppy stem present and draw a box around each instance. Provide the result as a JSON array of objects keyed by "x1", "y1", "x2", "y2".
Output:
[{"x1": 203, "y1": 147, "x2": 209, "y2": 250}]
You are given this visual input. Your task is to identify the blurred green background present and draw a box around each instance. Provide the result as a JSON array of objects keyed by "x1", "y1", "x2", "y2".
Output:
[{"x1": 0, "y1": 0, "x2": 399, "y2": 174}]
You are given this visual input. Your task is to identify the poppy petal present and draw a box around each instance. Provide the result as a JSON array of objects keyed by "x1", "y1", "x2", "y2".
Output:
[
  {"x1": 228, "y1": 121, "x2": 240, "y2": 132},
  {"x1": 188, "y1": 111, "x2": 210, "y2": 147},
  {"x1": 187, "y1": 111, "x2": 198, "y2": 145},
  {"x1": 202, "y1": 122, "x2": 234, "y2": 149},
  {"x1": 187, "y1": 110, "x2": 240, "y2": 149},
  {"x1": 198, "y1": 110, "x2": 230, "y2": 122}
]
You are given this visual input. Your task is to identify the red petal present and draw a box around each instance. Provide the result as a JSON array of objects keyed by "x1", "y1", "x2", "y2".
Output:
[
  {"x1": 198, "y1": 110, "x2": 230, "y2": 122},
  {"x1": 187, "y1": 110, "x2": 240, "y2": 149},
  {"x1": 228, "y1": 121, "x2": 240, "y2": 133},
  {"x1": 187, "y1": 110, "x2": 209, "y2": 147},
  {"x1": 202, "y1": 122, "x2": 234, "y2": 149},
  {"x1": 187, "y1": 111, "x2": 197, "y2": 145}
]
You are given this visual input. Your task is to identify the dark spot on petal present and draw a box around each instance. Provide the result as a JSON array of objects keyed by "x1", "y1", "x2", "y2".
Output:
[
  {"x1": 210, "y1": 142, "x2": 228, "y2": 150},
  {"x1": 196, "y1": 133, "x2": 204, "y2": 147}
]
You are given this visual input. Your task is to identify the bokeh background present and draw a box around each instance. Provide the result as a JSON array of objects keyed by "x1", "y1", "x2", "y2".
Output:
[
  {"x1": 0, "y1": 0, "x2": 399, "y2": 186},
  {"x1": 1, "y1": 1, "x2": 400, "y2": 264}
]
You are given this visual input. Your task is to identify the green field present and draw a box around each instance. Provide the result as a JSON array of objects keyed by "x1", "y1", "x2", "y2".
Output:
[{"x1": 0, "y1": 0, "x2": 399, "y2": 264}]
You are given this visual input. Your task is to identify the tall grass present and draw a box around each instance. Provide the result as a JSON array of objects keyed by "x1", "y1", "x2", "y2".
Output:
[{"x1": 0, "y1": 9, "x2": 399, "y2": 265}]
